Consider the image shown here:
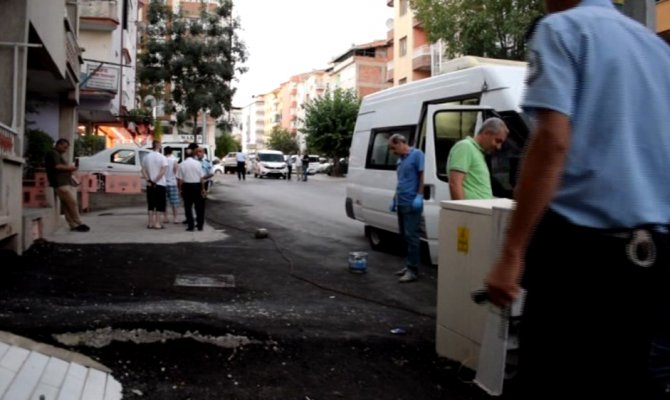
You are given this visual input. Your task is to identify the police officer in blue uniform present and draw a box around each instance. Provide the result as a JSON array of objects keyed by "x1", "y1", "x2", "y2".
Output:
[{"x1": 485, "y1": 0, "x2": 670, "y2": 398}]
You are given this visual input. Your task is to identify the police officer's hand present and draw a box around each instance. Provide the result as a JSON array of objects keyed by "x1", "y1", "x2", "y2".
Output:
[
  {"x1": 412, "y1": 194, "x2": 423, "y2": 211},
  {"x1": 485, "y1": 250, "x2": 523, "y2": 308},
  {"x1": 389, "y1": 197, "x2": 397, "y2": 212}
]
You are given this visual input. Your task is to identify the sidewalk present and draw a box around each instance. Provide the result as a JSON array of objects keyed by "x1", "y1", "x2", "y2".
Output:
[{"x1": 45, "y1": 206, "x2": 228, "y2": 245}]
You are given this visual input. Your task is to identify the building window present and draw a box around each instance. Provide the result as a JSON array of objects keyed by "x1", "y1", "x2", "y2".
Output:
[
  {"x1": 399, "y1": 0, "x2": 409, "y2": 16},
  {"x1": 399, "y1": 36, "x2": 407, "y2": 57}
]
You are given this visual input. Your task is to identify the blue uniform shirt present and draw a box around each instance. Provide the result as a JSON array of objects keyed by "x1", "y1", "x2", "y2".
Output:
[
  {"x1": 522, "y1": 0, "x2": 670, "y2": 229},
  {"x1": 396, "y1": 147, "x2": 424, "y2": 205}
]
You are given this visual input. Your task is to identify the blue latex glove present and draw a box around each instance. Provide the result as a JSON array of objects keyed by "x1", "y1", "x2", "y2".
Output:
[
  {"x1": 389, "y1": 197, "x2": 397, "y2": 212},
  {"x1": 412, "y1": 194, "x2": 424, "y2": 211}
]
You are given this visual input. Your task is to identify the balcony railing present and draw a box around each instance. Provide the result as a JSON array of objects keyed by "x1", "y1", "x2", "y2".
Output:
[
  {"x1": 65, "y1": 30, "x2": 80, "y2": 82},
  {"x1": 412, "y1": 45, "x2": 431, "y2": 72},
  {"x1": 80, "y1": 0, "x2": 119, "y2": 31}
]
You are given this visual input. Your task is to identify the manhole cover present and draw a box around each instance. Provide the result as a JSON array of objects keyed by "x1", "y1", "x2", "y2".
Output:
[{"x1": 174, "y1": 274, "x2": 235, "y2": 288}]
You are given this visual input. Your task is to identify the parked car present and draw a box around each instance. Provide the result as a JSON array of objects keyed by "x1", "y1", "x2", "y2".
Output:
[
  {"x1": 213, "y1": 159, "x2": 224, "y2": 174},
  {"x1": 76, "y1": 142, "x2": 213, "y2": 190},
  {"x1": 77, "y1": 145, "x2": 150, "y2": 176},
  {"x1": 253, "y1": 150, "x2": 288, "y2": 179},
  {"x1": 325, "y1": 158, "x2": 349, "y2": 176},
  {"x1": 221, "y1": 152, "x2": 238, "y2": 174}
]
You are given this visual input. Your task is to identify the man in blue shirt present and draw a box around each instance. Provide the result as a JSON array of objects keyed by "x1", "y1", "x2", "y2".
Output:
[
  {"x1": 485, "y1": 1, "x2": 670, "y2": 398},
  {"x1": 388, "y1": 133, "x2": 424, "y2": 283}
]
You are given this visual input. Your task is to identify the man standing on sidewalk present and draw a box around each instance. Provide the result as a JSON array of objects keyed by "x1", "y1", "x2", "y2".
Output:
[
  {"x1": 388, "y1": 134, "x2": 424, "y2": 283},
  {"x1": 485, "y1": 0, "x2": 670, "y2": 398},
  {"x1": 178, "y1": 147, "x2": 206, "y2": 231},
  {"x1": 45, "y1": 139, "x2": 89, "y2": 232},
  {"x1": 141, "y1": 140, "x2": 168, "y2": 229}
]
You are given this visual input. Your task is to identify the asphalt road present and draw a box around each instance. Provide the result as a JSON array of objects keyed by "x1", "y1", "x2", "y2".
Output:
[{"x1": 0, "y1": 173, "x2": 495, "y2": 400}]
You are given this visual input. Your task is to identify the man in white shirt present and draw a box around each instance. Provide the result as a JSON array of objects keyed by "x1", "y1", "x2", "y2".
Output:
[
  {"x1": 236, "y1": 149, "x2": 247, "y2": 181},
  {"x1": 141, "y1": 140, "x2": 168, "y2": 229},
  {"x1": 177, "y1": 147, "x2": 206, "y2": 231}
]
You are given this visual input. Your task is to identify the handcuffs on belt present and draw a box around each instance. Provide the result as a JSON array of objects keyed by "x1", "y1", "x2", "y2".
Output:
[{"x1": 626, "y1": 229, "x2": 657, "y2": 268}]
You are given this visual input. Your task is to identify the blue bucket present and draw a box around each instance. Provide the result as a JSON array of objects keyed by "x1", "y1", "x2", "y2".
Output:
[{"x1": 348, "y1": 251, "x2": 368, "y2": 273}]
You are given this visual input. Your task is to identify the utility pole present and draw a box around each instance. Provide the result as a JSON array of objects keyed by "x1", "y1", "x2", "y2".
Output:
[{"x1": 614, "y1": 0, "x2": 657, "y2": 31}]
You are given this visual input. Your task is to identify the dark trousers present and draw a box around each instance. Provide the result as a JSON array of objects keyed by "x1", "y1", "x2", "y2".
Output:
[
  {"x1": 397, "y1": 204, "x2": 422, "y2": 272},
  {"x1": 302, "y1": 163, "x2": 309, "y2": 181},
  {"x1": 517, "y1": 210, "x2": 670, "y2": 399},
  {"x1": 237, "y1": 162, "x2": 246, "y2": 180},
  {"x1": 287, "y1": 165, "x2": 292, "y2": 180},
  {"x1": 182, "y1": 182, "x2": 205, "y2": 230}
]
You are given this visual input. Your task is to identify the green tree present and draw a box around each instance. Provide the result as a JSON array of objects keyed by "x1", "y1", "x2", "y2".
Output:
[
  {"x1": 74, "y1": 135, "x2": 105, "y2": 158},
  {"x1": 215, "y1": 133, "x2": 240, "y2": 158},
  {"x1": 411, "y1": 0, "x2": 543, "y2": 61},
  {"x1": 267, "y1": 126, "x2": 299, "y2": 154},
  {"x1": 23, "y1": 129, "x2": 54, "y2": 176},
  {"x1": 301, "y1": 88, "x2": 360, "y2": 177},
  {"x1": 139, "y1": 0, "x2": 247, "y2": 135}
]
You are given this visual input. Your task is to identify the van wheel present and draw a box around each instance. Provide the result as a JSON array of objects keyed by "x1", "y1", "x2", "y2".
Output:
[{"x1": 365, "y1": 226, "x2": 388, "y2": 251}]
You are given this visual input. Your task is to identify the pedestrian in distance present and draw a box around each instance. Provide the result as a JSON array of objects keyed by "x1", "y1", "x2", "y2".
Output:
[
  {"x1": 178, "y1": 146, "x2": 206, "y2": 231},
  {"x1": 446, "y1": 117, "x2": 509, "y2": 200},
  {"x1": 286, "y1": 154, "x2": 294, "y2": 181},
  {"x1": 195, "y1": 144, "x2": 214, "y2": 192},
  {"x1": 141, "y1": 140, "x2": 168, "y2": 229},
  {"x1": 301, "y1": 153, "x2": 310, "y2": 182},
  {"x1": 163, "y1": 146, "x2": 180, "y2": 224},
  {"x1": 388, "y1": 134, "x2": 424, "y2": 283},
  {"x1": 484, "y1": 1, "x2": 670, "y2": 399},
  {"x1": 44, "y1": 138, "x2": 90, "y2": 232},
  {"x1": 236, "y1": 148, "x2": 247, "y2": 181}
]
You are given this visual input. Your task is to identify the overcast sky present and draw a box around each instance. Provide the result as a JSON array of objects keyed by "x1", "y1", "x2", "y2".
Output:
[{"x1": 231, "y1": 0, "x2": 393, "y2": 107}]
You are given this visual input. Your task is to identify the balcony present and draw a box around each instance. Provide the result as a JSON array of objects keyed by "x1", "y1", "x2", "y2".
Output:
[
  {"x1": 80, "y1": 0, "x2": 119, "y2": 32},
  {"x1": 386, "y1": 61, "x2": 394, "y2": 82},
  {"x1": 412, "y1": 45, "x2": 431, "y2": 72}
]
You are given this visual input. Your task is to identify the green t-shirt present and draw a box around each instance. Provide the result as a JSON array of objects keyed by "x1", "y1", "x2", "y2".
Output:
[
  {"x1": 45, "y1": 150, "x2": 71, "y2": 188},
  {"x1": 446, "y1": 137, "x2": 492, "y2": 199}
]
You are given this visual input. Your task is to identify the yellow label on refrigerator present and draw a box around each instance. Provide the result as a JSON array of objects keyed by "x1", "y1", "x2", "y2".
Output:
[{"x1": 457, "y1": 226, "x2": 469, "y2": 254}]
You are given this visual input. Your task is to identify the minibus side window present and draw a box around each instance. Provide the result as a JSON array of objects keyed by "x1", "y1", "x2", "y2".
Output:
[{"x1": 366, "y1": 126, "x2": 415, "y2": 170}]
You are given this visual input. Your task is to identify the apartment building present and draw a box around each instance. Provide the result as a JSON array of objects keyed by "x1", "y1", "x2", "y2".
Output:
[
  {"x1": 386, "y1": 0, "x2": 431, "y2": 85},
  {"x1": 263, "y1": 88, "x2": 280, "y2": 141},
  {"x1": 329, "y1": 40, "x2": 391, "y2": 98},
  {"x1": 0, "y1": 0, "x2": 81, "y2": 254},
  {"x1": 78, "y1": 0, "x2": 139, "y2": 147},
  {"x1": 294, "y1": 70, "x2": 329, "y2": 151},
  {"x1": 240, "y1": 96, "x2": 265, "y2": 153}
]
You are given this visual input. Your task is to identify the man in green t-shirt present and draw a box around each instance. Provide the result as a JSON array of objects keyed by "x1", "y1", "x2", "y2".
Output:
[{"x1": 446, "y1": 117, "x2": 509, "y2": 200}]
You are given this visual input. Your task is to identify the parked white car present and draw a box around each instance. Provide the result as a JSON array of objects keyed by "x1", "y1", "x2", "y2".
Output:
[
  {"x1": 77, "y1": 145, "x2": 150, "y2": 176},
  {"x1": 221, "y1": 152, "x2": 238, "y2": 174},
  {"x1": 253, "y1": 150, "x2": 288, "y2": 179},
  {"x1": 77, "y1": 142, "x2": 214, "y2": 190}
]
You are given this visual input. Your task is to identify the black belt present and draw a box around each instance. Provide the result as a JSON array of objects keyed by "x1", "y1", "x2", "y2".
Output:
[{"x1": 544, "y1": 210, "x2": 669, "y2": 268}]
